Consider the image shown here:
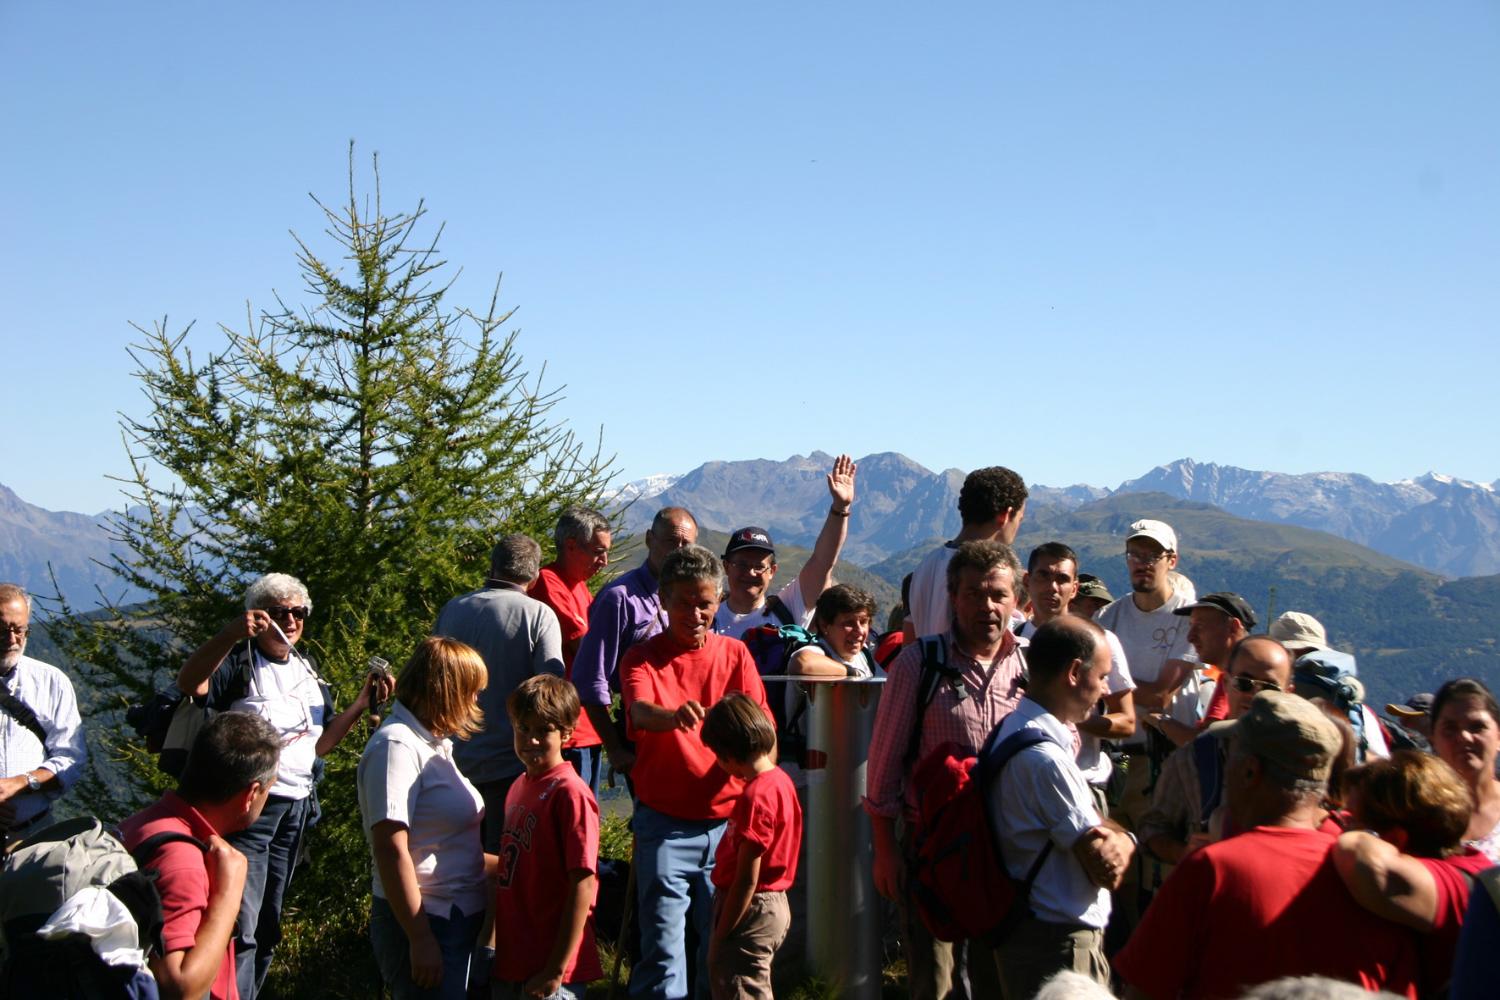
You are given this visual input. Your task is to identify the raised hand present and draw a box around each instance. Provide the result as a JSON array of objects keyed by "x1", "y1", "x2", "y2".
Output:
[{"x1": 827, "y1": 453, "x2": 857, "y2": 509}]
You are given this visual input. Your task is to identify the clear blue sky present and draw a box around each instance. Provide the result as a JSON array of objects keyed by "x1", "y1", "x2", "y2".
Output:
[{"x1": 4, "y1": 2, "x2": 1497, "y2": 514}]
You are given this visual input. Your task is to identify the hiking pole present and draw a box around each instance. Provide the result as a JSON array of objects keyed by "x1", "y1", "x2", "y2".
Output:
[{"x1": 606, "y1": 833, "x2": 638, "y2": 1000}]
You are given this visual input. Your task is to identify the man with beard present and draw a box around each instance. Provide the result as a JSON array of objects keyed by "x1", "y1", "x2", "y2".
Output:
[{"x1": 0, "y1": 582, "x2": 86, "y2": 846}]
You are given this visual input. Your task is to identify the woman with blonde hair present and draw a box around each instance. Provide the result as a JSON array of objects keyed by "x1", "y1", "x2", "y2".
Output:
[
  {"x1": 358, "y1": 636, "x2": 492, "y2": 999},
  {"x1": 1333, "y1": 750, "x2": 1493, "y2": 997}
]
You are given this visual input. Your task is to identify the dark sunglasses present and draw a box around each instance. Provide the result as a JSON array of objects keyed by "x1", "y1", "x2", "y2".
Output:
[
  {"x1": 1229, "y1": 675, "x2": 1280, "y2": 695},
  {"x1": 264, "y1": 605, "x2": 309, "y2": 622}
]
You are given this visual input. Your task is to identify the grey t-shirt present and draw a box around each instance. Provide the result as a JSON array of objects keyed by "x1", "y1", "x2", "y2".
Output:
[{"x1": 433, "y1": 582, "x2": 564, "y2": 784}]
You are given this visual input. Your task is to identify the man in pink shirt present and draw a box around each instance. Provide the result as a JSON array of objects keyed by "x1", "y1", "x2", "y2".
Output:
[
  {"x1": 865, "y1": 539, "x2": 1029, "y2": 1000},
  {"x1": 119, "y1": 712, "x2": 282, "y2": 1000}
]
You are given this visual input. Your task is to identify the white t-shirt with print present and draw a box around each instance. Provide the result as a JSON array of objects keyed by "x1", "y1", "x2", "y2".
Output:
[
  {"x1": 1095, "y1": 589, "x2": 1201, "y2": 739},
  {"x1": 713, "y1": 578, "x2": 811, "y2": 639}
]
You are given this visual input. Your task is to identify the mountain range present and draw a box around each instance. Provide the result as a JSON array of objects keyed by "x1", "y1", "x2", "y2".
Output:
[
  {"x1": 619, "y1": 455, "x2": 1500, "y2": 577},
  {"x1": 6, "y1": 455, "x2": 1500, "y2": 708}
]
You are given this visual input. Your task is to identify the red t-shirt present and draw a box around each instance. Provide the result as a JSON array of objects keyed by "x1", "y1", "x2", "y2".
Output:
[
  {"x1": 1199, "y1": 666, "x2": 1230, "y2": 728},
  {"x1": 493, "y1": 762, "x2": 604, "y2": 985},
  {"x1": 1115, "y1": 826, "x2": 1419, "y2": 1000},
  {"x1": 528, "y1": 564, "x2": 602, "y2": 749},
  {"x1": 118, "y1": 791, "x2": 237, "y2": 1000},
  {"x1": 621, "y1": 632, "x2": 771, "y2": 821},
  {"x1": 1418, "y1": 848, "x2": 1495, "y2": 994},
  {"x1": 712, "y1": 766, "x2": 802, "y2": 893}
]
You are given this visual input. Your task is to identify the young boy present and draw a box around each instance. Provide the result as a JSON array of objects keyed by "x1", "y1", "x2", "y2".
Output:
[
  {"x1": 493, "y1": 674, "x2": 604, "y2": 1000},
  {"x1": 701, "y1": 693, "x2": 803, "y2": 1000}
]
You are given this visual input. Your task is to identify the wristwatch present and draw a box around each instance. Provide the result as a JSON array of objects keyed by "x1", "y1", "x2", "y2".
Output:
[{"x1": 25, "y1": 773, "x2": 41, "y2": 793}]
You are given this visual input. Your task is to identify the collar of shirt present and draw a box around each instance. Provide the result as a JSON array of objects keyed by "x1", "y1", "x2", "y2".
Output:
[
  {"x1": 482, "y1": 579, "x2": 528, "y2": 593},
  {"x1": 157, "y1": 790, "x2": 222, "y2": 841},
  {"x1": 623, "y1": 560, "x2": 660, "y2": 595},
  {"x1": 389, "y1": 700, "x2": 452, "y2": 757},
  {"x1": 1008, "y1": 695, "x2": 1076, "y2": 750}
]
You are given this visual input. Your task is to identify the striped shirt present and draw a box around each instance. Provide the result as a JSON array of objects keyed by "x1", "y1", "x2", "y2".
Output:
[{"x1": 863, "y1": 630, "x2": 1026, "y2": 820}]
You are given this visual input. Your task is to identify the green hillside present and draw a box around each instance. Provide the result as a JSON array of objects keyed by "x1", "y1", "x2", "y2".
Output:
[{"x1": 861, "y1": 494, "x2": 1500, "y2": 710}]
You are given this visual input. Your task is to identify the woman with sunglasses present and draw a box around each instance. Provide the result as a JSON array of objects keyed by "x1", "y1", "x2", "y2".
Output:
[{"x1": 176, "y1": 572, "x2": 392, "y2": 1000}]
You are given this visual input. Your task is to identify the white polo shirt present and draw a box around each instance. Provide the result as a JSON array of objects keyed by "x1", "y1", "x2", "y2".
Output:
[{"x1": 357, "y1": 701, "x2": 488, "y2": 918}]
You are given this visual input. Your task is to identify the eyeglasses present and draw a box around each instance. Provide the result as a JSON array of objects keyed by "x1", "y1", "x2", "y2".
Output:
[
  {"x1": 727, "y1": 560, "x2": 774, "y2": 577},
  {"x1": 0, "y1": 624, "x2": 28, "y2": 638},
  {"x1": 264, "y1": 605, "x2": 309, "y2": 623},
  {"x1": 1125, "y1": 550, "x2": 1168, "y2": 566},
  {"x1": 1230, "y1": 675, "x2": 1282, "y2": 695}
]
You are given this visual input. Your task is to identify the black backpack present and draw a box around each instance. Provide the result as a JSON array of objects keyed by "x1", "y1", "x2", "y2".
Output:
[{"x1": 736, "y1": 597, "x2": 819, "y2": 765}]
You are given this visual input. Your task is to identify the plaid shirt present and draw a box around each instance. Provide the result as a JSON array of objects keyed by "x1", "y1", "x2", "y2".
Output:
[{"x1": 863, "y1": 630, "x2": 1027, "y2": 821}]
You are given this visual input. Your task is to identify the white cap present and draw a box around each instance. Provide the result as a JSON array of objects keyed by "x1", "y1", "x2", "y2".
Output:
[
  {"x1": 1127, "y1": 519, "x2": 1178, "y2": 553},
  {"x1": 1269, "y1": 611, "x2": 1328, "y2": 652}
]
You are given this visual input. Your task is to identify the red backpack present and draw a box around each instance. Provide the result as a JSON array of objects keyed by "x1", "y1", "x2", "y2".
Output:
[{"x1": 907, "y1": 725, "x2": 1054, "y2": 943}]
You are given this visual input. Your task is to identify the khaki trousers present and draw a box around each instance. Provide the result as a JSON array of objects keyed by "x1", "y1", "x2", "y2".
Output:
[
  {"x1": 709, "y1": 891, "x2": 790, "y2": 1000},
  {"x1": 898, "y1": 826, "x2": 1003, "y2": 1000},
  {"x1": 994, "y1": 917, "x2": 1108, "y2": 1000}
]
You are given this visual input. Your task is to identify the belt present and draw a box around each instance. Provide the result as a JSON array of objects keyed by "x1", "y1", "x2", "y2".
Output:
[{"x1": 2, "y1": 807, "x2": 53, "y2": 851}]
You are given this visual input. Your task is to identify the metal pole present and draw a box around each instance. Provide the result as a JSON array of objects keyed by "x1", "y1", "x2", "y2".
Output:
[{"x1": 769, "y1": 675, "x2": 886, "y2": 999}]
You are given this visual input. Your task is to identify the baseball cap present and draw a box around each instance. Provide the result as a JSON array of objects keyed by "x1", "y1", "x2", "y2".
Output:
[
  {"x1": 1385, "y1": 693, "x2": 1434, "y2": 720},
  {"x1": 1268, "y1": 611, "x2": 1328, "y2": 652},
  {"x1": 1173, "y1": 592, "x2": 1257, "y2": 629},
  {"x1": 723, "y1": 527, "x2": 776, "y2": 559},
  {"x1": 1075, "y1": 574, "x2": 1114, "y2": 603},
  {"x1": 1127, "y1": 519, "x2": 1178, "y2": 553},
  {"x1": 1208, "y1": 690, "x2": 1342, "y2": 783}
]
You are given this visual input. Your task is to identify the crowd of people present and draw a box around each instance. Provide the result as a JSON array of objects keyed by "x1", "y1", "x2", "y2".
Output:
[{"x1": 4, "y1": 454, "x2": 1500, "y2": 1000}]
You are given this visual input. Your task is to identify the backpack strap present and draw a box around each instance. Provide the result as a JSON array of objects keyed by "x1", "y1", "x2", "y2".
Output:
[
  {"x1": 902, "y1": 635, "x2": 952, "y2": 768},
  {"x1": 0, "y1": 687, "x2": 51, "y2": 755},
  {"x1": 766, "y1": 595, "x2": 795, "y2": 628},
  {"x1": 977, "y1": 727, "x2": 1056, "y2": 888},
  {"x1": 129, "y1": 831, "x2": 209, "y2": 869},
  {"x1": 1193, "y1": 731, "x2": 1225, "y2": 822}
]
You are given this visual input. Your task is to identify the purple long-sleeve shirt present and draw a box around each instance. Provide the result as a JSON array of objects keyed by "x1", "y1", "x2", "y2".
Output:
[{"x1": 572, "y1": 561, "x2": 667, "y2": 707}]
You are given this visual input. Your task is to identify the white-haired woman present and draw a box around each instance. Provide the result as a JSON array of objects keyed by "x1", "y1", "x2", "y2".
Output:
[{"x1": 176, "y1": 572, "x2": 391, "y2": 1000}]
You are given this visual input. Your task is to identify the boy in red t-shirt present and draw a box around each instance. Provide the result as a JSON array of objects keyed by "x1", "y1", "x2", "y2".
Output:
[
  {"x1": 620, "y1": 545, "x2": 772, "y2": 999},
  {"x1": 493, "y1": 674, "x2": 604, "y2": 999},
  {"x1": 701, "y1": 693, "x2": 802, "y2": 1000}
]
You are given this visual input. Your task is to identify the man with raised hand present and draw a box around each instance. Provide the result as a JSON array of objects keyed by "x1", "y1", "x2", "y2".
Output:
[
  {"x1": 713, "y1": 453, "x2": 857, "y2": 639},
  {"x1": 907, "y1": 467, "x2": 1027, "y2": 638},
  {"x1": 572, "y1": 506, "x2": 698, "y2": 778}
]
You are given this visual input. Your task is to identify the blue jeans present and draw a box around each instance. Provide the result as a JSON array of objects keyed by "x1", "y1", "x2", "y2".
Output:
[
  {"x1": 563, "y1": 744, "x2": 602, "y2": 798},
  {"x1": 229, "y1": 793, "x2": 313, "y2": 1000},
  {"x1": 370, "y1": 896, "x2": 485, "y2": 1000},
  {"x1": 630, "y1": 802, "x2": 725, "y2": 1000}
]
